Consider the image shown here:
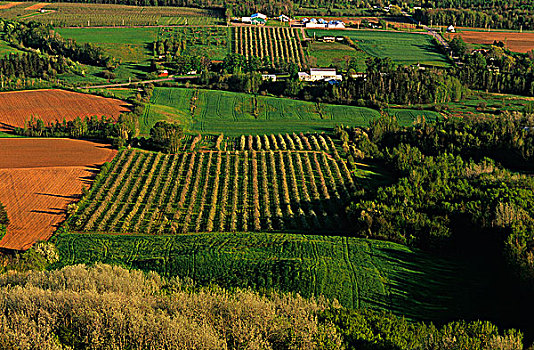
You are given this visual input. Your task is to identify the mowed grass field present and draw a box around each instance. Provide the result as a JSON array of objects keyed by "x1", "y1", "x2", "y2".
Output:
[
  {"x1": 307, "y1": 29, "x2": 451, "y2": 67},
  {"x1": 143, "y1": 87, "x2": 439, "y2": 135},
  {"x1": 57, "y1": 27, "x2": 157, "y2": 82},
  {"x1": 308, "y1": 41, "x2": 368, "y2": 71},
  {"x1": 57, "y1": 27, "x2": 157, "y2": 64},
  {"x1": 54, "y1": 231, "x2": 525, "y2": 326}
]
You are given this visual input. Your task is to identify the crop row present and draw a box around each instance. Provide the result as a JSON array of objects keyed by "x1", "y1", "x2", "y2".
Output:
[
  {"x1": 71, "y1": 148, "x2": 355, "y2": 234},
  {"x1": 186, "y1": 132, "x2": 341, "y2": 154},
  {"x1": 233, "y1": 27, "x2": 306, "y2": 67}
]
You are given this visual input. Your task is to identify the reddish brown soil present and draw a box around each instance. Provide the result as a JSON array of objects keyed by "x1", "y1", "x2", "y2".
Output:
[
  {"x1": 446, "y1": 31, "x2": 534, "y2": 53},
  {"x1": 0, "y1": 2, "x2": 22, "y2": 9},
  {"x1": 25, "y1": 2, "x2": 50, "y2": 10},
  {"x1": 0, "y1": 89, "x2": 129, "y2": 131},
  {"x1": 0, "y1": 139, "x2": 116, "y2": 251}
]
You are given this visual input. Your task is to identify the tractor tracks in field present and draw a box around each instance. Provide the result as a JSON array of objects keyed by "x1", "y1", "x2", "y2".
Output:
[{"x1": 342, "y1": 236, "x2": 360, "y2": 309}]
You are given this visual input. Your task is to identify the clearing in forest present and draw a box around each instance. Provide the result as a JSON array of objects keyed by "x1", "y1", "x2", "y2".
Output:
[
  {"x1": 0, "y1": 139, "x2": 116, "y2": 251},
  {"x1": 0, "y1": 89, "x2": 128, "y2": 131}
]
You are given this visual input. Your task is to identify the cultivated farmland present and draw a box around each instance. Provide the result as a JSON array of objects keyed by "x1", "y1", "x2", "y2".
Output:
[
  {"x1": 307, "y1": 29, "x2": 451, "y2": 67},
  {"x1": 142, "y1": 87, "x2": 438, "y2": 135},
  {"x1": 1, "y1": 3, "x2": 225, "y2": 27},
  {"x1": 446, "y1": 30, "x2": 534, "y2": 53},
  {"x1": 70, "y1": 133, "x2": 355, "y2": 234},
  {"x1": 0, "y1": 139, "x2": 116, "y2": 251},
  {"x1": 0, "y1": 89, "x2": 128, "y2": 131},
  {"x1": 232, "y1": 27, "x2": 306, "y2": 67}
]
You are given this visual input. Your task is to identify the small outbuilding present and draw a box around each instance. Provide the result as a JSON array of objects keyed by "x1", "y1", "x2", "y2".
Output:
[
  {"x1": 279, "y1": 14, "x2": 290, "y2": 22},
  {"x1": 447, "y1": 25, "x2": 455, "y2": 33}
]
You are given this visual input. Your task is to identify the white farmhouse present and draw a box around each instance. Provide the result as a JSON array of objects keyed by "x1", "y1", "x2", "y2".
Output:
[{"x1": 298, "y1": 68, "x2": 343, "y2": 82}]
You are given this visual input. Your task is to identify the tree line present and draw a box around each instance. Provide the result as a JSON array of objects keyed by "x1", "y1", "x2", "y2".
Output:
[
  {"x1": 415, "y1": 8, "x2": 534, "y2": 31},
  {"x1": 0, "y1": 261, "x2": 524, "y2": 349},
  {"x1": 337, "y1": 111, "x2": 534, "y2": 287}
]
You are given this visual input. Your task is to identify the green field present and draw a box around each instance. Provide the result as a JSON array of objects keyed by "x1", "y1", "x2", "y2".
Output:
[
  {"x1": 57, "y1": 27, "x2": 157, "y2": 63},
  {"x1": 157, "y1": 27, "x2": 230, "y2": 60},
  {"x1": 56, "y1": 27, "x2": 158, "y2": 83},
  {"x1": 143, "y1": 87, "x2": 440, "y2": 135},
  {"x1": 308, "y1": 41, "x2": 369, "y2": 71},
  {"x1": 53, "y1": 231, "x2": 526, "y2": 326},
  {"x1": 0, "y1": 38, "x2": 22, "y2": 57},
  {"x1": 307, "y1": 30, "x2": 451, "y2": 67}
]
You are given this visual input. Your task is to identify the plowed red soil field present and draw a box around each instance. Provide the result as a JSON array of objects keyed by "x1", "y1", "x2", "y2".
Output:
[
  {"x1": 0, "y1": 89, "x2": 129, "y2": 131},
  {"x1": 25, "y1": 3, "x2": 50, "y2": 10},
  {"x1": 0, "y1": 139, "x2": 116, "y2": 250},
  {"x1": 446, "y1": 31, "x2": 534, "y2": 53}
]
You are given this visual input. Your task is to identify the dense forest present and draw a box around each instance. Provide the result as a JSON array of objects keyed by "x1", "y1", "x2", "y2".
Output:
[
  {"x1": 339, "y1": 111, "x2": 534, "y2": 286},
  {"x1": 0, "y1": 262, "x2": 523, "y2": 349}
]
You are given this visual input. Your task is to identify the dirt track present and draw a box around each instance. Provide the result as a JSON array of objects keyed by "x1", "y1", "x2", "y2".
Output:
[
  {"x1": 0, "y1": 89, "x2": 129, "y2": 131},
  {"x1": 0, "y1": 139, "x2": 116, "y2": 250}
]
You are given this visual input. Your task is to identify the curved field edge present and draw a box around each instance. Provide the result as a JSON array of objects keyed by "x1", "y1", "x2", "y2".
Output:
[
  {"x1": 53, "y1": 231, "x2": 478, "y2": 323},
  {"x1": 143, "y1": 87, "x2": 441, "y2": 135}
]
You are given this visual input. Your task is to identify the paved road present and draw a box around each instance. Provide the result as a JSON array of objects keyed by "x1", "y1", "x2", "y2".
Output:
[{"x1": 80, "y1": 75, "x2": 199, "y2": 89}]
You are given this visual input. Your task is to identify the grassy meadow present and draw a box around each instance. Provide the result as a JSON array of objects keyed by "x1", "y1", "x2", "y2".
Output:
[
  {"x1": 53, "y1": 231, "x2": 528, "y2": 328},
  {"x1": 307, "y1": 29, "x2": 451, "y2": 67},
  {"x1": 141, "y1": 87, "x2": 440, "y2": 135},
  {"x1": 0, "y1": 38, "x2": 22, "y2": 57},
  {"x1": 308, "y1": 41, "x2": 369, "y2": 71},
  {"x1": 56, "y1": 27, "x2": 158, "y2": 83}
]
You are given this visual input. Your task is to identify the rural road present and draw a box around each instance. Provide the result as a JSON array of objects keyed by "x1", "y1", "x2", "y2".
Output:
[
  {"x1": 80, "y1": 75, "x2": 199, "y2": 89},
  {"x1": 401, "y1": 10, "x2": 451, "y2": 51}
]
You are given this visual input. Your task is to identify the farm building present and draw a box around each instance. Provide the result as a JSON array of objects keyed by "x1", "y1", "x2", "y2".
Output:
[
  {"x1": 242, "y1": 13, "x2": 267, "y2": 25},
  {"x1": 279, "y1": 14, "x2": 290, "y2": 22},
  {"x1": 298, "y1": 68, "x2": 343, "y2": 82},
  {"x1": 304, "y1": 19, "x2": 345, "y2": 29},
  {"x1": 447, "y1": 25, "x2": 456, "y2": 33},
  {"x1": 261, "y1": 74, "x2": 277, "y2": 81},
  {"x1": 158, "y1": 70, "x2": 169, "y2": 77}
]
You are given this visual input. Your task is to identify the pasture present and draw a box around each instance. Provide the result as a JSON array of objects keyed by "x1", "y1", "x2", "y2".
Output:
[
  {"x1": 0, "y1": 139, "x2": 116, "y2": 250},
  {"x1": 57, "y1": 27, "x2": 157, "y2": 80},
  {"x1": 54, "y1": 231, "x2": 526, "y2": 327},
  {"x1": 0, "y1": 3, "x2": 225, "y2": 27},
  {"x1": 307, "y1": 29, "x2": 451, "y2": 67},
  {"x1": 308, "y1": 41, "x2": 368, "y2": 71},
  {"x1": 157, "y1": 26, "x2": 230, "y2": 60},
  {"x1": 0, "y1": 89, "x2": 128, "y2": 131},
  {"x1": 143, "y1": 87, "x2": 438, "y2": 135}
]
